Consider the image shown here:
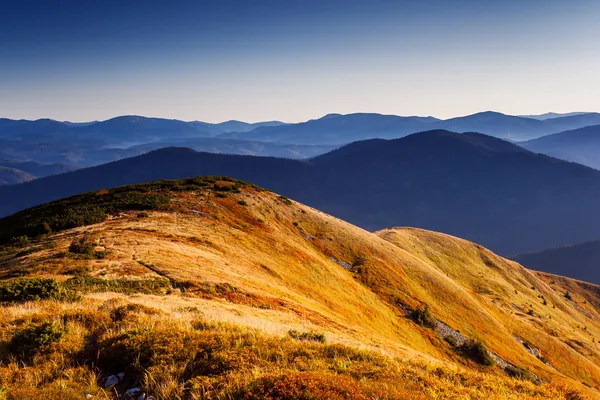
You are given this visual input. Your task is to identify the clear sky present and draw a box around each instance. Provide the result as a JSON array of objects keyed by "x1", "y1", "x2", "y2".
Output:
[{"x1": 1, "y1": 0, "x2": 599, "y2": 122}]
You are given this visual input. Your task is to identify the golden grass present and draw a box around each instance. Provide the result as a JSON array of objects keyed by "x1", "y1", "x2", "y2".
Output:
[{"x1": 0, "y1": 184, "x2": 598, "y2": 398}]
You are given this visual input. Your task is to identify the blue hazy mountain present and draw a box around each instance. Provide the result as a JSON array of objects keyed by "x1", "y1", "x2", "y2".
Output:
[
  {"x1": 513, "y1": 239, "x2": 600, "y2": 284},
  {"x1": 519, "y1": 112, "x2": 590, "y2": 120},
  {"x1": 0, "y1": 166, "x2": 35, "y2": 185},
  {"x1": 3, "y1": 130, "x2": 600, "y2": 256},
  {"x1": 521, "y1": 125, "x2": 600, "y2": 170},
  {"x1": 0, "y1": 116, "x2": 288, "y2": 144},
  {"x1": 217, "y1": 111, "x2": 600, "y2": 144},
  {"x1": 217, "y1": 113, "x2": 442, "y2": 144},
  {"x1": 0, "y1": 117, "x2": 303, "y2": 167},
  {"x1": 214, "y1": 120, "x2": 287, "y2": 132},
  {"x1": 0, "y1": 159, "x2": 76, "y2": 178},
  {"x1": 0, "y1": 118, "x2": 72, "y2": 138}
]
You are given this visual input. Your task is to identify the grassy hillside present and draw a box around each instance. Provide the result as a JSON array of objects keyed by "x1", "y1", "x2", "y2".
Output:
[{"x1": 0, "y1": 177, "x2": 598, "y2": 399}]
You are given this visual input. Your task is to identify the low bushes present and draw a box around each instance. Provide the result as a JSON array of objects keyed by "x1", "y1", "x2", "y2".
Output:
[
  {"x1": 444, "y1": 335, "x2": 458, "y2": 347},
  {"x1": 288, "y1": 330, "x2": 326, "y2": 343},
  {"x1": 505, "y1": 365, "x2": 539, "y2": 383},
  {"x1": 410, "y1": 304, "x2": 437, "y2": 329},
  {"x1": 9, "y1": 321, "x2": 66, "y2": 360},
  {"x1": 459, "y1": 340, "x2": 496, "y2": 366},
  {"x1": 0, "y1": 278, "x2": 70, "y2": 303},
  {"x1": 0, "y1": 276, "x2": 170, "y2": 305},
  {"x1": 65, "y1": 275, "x2": 170, "y2": 295},
  {"x1": 235, "y1": 371, "x2": 370, "y2": 400}
]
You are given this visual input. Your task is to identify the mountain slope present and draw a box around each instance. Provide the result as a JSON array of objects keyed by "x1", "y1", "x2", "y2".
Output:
[
  {"x1": 0, "y1": 159, "x2": 77, "y2": 178},
  {"x1": 521, "y1": 125, "x2": 600, "y2": 170},
  {"x1": 513, "y1": 240, "x2": 600, "y2": 284},
  {"x1": 3, "y1": 130, "x2": 600, "y2": 256},
  {"x1": 0, "y1": 178, "x2": 598, "y2": 398},
  {"x1": 0, "y1": 166, "x2": 35, "y2": 185}
]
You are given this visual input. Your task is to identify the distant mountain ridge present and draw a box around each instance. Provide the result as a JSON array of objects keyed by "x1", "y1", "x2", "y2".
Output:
[
  {"x1": 0, "y1": 166, "x2": 35, "y2": 185},
  {"x1": 218, "y1": 111, "x2": 600, "y2": 144},
  {"x1": 521, "y1": 125, "x2": 600, "y2": 170},
  {"x1": 0, "y1": 159, "x2": 77, "y2": 186},
  {"x1": 513, "y1": 239, "x2": 600, "y2": 284},
  {"x1": 519, "y1": 112, "x2": 591, "y2": 120},
  {"x1": 3, "y1": 129, "x2": 600, "y2": 256}
]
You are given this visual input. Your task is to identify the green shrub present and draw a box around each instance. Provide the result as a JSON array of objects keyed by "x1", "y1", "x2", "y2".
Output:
[
  {"x1": 410, "y1": 304, "x2": 437, "y2": 329},
  {"x1": 565, "y1": 291, "x2": 573, "y2": 300},
  {"x1": 288, "y1": 330, "x2": 326, "y2": 343},
  {"x1": 65, "y1": 275, "x2": 170, "y2": 295},
  {"x1": 505, "y1": 365, "x2": 539, "y2": 383},
  {"x1": 278, "y1": 195, "x2": 292, "y2": 205},
  {"x1": 460, "y1": 340, "x2": 495, "y2": 366},
  {"x1": 235, "y1": 371, "x2": 369, "y2": 400},
  {"x1": 110, "y1": 303, "x2": 162, "y2": 322},
  {"x1": 68, "y1": 236, "x2": 96, "y2": 256},
  {"x1": 0, "y1": 278, "x2": 64, "y2": 303},
  {"x1": 137, "y1": 212, "x2": 149, "y2": 218},
  {"x1": 9, "y1": 321, "x2": 66, "y2": 359},
  {"x1": 10, "y1": 235, "x2": 29, "y2": 246},
  {"x1": 444, "y1": 335, "x2": 458, "y2": 347},
  {"x1": 237, "y1": 200, "x2": 248, "y2": 206}
]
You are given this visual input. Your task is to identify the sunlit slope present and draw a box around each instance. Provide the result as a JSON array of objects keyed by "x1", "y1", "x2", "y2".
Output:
[
  {"x1": 1, "y1": 177, "x2": 599, "y2": 398},
  {"x1": 377, "y1": 227, "x2": 600, "y2": 391}
]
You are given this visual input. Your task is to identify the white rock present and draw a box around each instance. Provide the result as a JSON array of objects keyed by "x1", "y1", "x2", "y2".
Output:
[
  {"x1": 104, "y1": 375, "x2": 119, "y2": 388},
  {"x1": 125, "y1": 388, "x2": 141, "y2": 396},
  {"x1": 84, "y1": 395, "x2": 94, "y2": 399}
]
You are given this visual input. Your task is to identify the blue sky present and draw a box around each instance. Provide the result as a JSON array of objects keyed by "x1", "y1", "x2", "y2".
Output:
[{"x1": 1, "y1": 0, "x2": 599, "y2": 122}]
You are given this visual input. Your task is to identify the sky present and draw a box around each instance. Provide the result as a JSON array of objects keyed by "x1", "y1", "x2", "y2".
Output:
[{"x1": 1, "y1": 0, "x2": 599, "y2": 123}]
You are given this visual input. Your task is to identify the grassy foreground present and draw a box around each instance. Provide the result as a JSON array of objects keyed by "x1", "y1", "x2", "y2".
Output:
[{"x1": 0, "y1": 295, "x2": 585, "y2": 400}]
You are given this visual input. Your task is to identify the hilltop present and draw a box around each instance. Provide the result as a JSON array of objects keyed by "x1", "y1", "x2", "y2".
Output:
[
  {"x1": 0, "y1": 177, "x2": 599, "y2": 398},
  {"x1": 3, "y1": 131, "x2": 600, "y2": 257}
]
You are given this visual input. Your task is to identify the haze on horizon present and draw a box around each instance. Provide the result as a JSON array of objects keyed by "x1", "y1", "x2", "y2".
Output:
[{"x1": 1, "y1": 0, "x2": 599, "y2": 123}]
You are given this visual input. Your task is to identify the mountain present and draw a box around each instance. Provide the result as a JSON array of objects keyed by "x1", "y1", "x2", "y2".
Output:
[
  {"x1": 0, "y1": 166, "x2": 35, "y2": 185},
  {"x1": 3, "y1": 130, "x2": 600, "y2": 256},
  {"x1": 439, "y1": 112, "x2": 600, "y2": 141},
  {"x1": 521, "y1": 125, "x2": 600, "y2": 170},
  {"x1": 0, "y1": 177, "x2": 598, "y2": 398},
  {"x1": 218, "y1": 113, "x2": 441, "y2": 144},
  {"x1": 0, "y1": 118, "x2": 72, "y2": 138},
  {"x1": 513, "y1": 240, "x2": 600, "y2": 284},
  {"x1": 0, "y1": 135, "x2": 334, "y2": 167},
  {"x1": 520, "y1": 112, "x2": 591, "y2": 120},
  {"x1": 217, "y1": 111, "x2": 600, "y2": 144},
  {"x1": 0, "y1": 159, "x2": 77, "y2": 178},
  {"x1": 0, "y1": 117, "x2": 318, "y2": 167},
  {"x1": 214, "y1": 119, "x2": 287, "y2": 132},
  {"x1": 438, "y1": 111, "x2": 545, "y2": 141},
  {"x1": 81, "y1": 116, "x2": 215, "y2": 144}
]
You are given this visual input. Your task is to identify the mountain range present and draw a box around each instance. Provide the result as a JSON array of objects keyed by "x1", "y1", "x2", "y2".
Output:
[
  {"x1": 3, "y1": 129, "x2": 600, "y2": 257},
  {"x1": 2, "y1": 111, "x2": 600, "y2": 171},
  {"x1": 218, "y1": 111, "x2": 600, "y2": 144}
]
